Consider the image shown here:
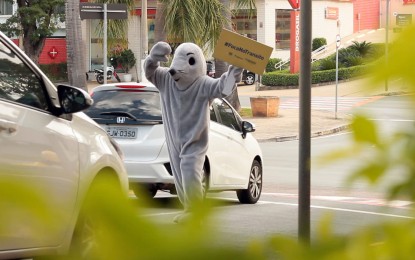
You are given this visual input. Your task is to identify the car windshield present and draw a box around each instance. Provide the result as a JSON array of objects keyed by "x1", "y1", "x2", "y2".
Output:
[{"x1": 85, "y1": 89, "x2": 162, "y2": 124}]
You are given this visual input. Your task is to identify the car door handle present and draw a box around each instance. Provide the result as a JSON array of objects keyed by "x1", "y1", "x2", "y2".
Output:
[{"x1": 0, "y1": 119, "x2": 17, "y2": 135}]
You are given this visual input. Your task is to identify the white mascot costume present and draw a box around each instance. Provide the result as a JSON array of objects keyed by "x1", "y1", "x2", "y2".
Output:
[{"x1": 144, "y1": 42, "x2": 242, "y2": 223}]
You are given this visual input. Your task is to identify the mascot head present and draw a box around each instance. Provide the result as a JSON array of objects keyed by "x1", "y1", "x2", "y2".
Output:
[{"x1": 168, "y1": 43, "x2": 207, "y2": 90}]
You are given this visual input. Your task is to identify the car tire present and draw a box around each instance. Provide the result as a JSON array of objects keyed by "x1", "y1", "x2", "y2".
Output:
[
  {"x1": 132, "y1": 184, "x2": 157, "y2": 199},
  {"x1": 70, "y1": 174, "x2": 122, "y2": 259},
  {"x1": 244, "y1": 73, "x2": 255, "y2": 85},
  {"x1": 236, "y1": 160, "x2": 262, "y2": 204}
]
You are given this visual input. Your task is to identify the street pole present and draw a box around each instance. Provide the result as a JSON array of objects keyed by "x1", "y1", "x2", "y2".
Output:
[
  {"x1": 103, "y1": 3, "x2": 107, "y2": 85},
  {"x1": 299, "y1": 0, "x2": 312, "y2": 244},
  {"x1": 335, "y1": 31, "x2": 340, "y2": 119},
  {"x1": 385, "y1": 0, "x2": 390, "y2": 92},
  {"x1": 140, "y1": 0, "x2": 148, "y2": 82}
]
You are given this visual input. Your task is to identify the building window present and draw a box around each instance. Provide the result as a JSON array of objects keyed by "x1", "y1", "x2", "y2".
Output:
[
  {"x1": 0, "y1": 0, "x2": 13, "y2": 15},
  {"x1": 275, "y1": 9, "x2": 291, "y2": 50},
  {"x1": 232, "y1": 10, "x2": 257, "y2": 40}
]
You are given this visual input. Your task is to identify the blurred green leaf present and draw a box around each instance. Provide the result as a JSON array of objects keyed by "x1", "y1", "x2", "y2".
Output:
[{"x1": 350, "y1": 115, "x2": 378, "y2": 145}]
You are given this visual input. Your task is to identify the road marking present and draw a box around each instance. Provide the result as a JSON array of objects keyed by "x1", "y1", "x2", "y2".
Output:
[
  {"x1": 259, "y1": 201, "x2": 414, "y2": 220},
  {"x1": 262, "y1": 192, "x2": 414, "y2": 209},
  {"x1": 141, "y1": 196, "x2": 413, "y2": 220},
  {"x1": 280, "y1": 96, "x2": 382, "y2": 111},
  {"x1": 370, "y1": 118, "x2": 415, "y2": 122}
]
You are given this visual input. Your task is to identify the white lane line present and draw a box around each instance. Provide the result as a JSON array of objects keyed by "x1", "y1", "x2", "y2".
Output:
[
  {"x1": 370, "y1": 119, "x2": 415, "y2": 122},
  {"x1": 142, "y1": 197, "x2": 413, "y2": 220},
  {"x1": 266, "y1": 201, "x2": 414, "y2": 220}
]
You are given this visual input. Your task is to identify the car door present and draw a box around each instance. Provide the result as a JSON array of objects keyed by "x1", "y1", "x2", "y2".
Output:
[
  {"x1": 209, "y1": 99, "x2": 252, "y2": 186},
  {"x1": 0, "y1": 38, "x2": 80, "y2": 249}
]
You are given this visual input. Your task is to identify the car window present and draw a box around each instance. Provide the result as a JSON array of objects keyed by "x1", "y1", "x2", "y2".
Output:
[
  {"x1": 213, "y1": 99, "x2": 241, "y2": 132},
  {"x1": 209, "y1": 105, "x2": 218, "y2": 122},
  {"x1": 85, "y1": 89, "x2": 162, "y2": 124},
  {"x1": 0, "y1": 41, "x2": 48, "y2": 110}
]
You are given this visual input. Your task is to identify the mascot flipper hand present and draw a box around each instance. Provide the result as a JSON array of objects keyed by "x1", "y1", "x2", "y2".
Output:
[
  {"x1": 144, "y1": 41, "x2": 244, "y2": 224},
  {"x1": 149, "y1": 41, "x2": 171, "y2": 63},
  {"x1": 222, "y1": 65, "x2": 243, "y2": 96}
]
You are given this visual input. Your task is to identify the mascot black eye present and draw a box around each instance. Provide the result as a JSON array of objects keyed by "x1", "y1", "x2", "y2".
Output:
[{"x1": 189, "y1": 57, "x2": 196, "y2": 65}]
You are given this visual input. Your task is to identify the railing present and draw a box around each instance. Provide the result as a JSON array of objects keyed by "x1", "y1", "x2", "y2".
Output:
[
  {"x1": 311, "y1": 44, "x2": 327, "y2": 63},
  {"x1": 274, "y1": 58, "x2": 290, "y2": 70}
]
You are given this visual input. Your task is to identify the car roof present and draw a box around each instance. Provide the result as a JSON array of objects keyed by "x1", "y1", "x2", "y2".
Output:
[{"x1": 91, "y1": 82, "x2": 158, "y2": 93}]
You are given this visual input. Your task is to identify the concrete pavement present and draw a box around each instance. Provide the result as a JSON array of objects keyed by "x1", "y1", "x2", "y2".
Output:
[{"x1": 238, "y1": 77, "x2": 412, "y2": 142}]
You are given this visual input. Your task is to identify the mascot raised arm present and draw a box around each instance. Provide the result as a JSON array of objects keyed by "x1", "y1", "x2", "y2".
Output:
[{"x1": 144, "y1": 41, "x2": 243, "y2": 224}]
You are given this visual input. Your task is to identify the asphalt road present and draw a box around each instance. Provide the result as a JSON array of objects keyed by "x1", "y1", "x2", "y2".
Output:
[{"x1": 137, "y1": 95, "x2": 415, "y2": 245}]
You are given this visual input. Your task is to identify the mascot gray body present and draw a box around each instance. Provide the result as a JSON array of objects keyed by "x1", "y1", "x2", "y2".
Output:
[{"x1": 144, "y1": 42, "x2": 242, "y2": 221}]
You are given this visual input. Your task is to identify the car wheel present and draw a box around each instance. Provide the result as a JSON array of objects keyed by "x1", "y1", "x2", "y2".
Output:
[
  {"x1": 236, "y1": 160, "x2": 262, "y2": 204},
  {"x1": 201, "y1": 166, "x2": 209, "y2": 199},
  {"x1": 132, "y1": 184, "x2": 157, "y2": 199},
  {"x1": 244, "y1": 73, "x2": 255, "y2": 85},
  {"x1": 70, "y1": 175, "x2": 122, "y2": 259}
]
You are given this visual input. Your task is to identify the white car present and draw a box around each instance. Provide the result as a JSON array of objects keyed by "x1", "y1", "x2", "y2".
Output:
[
  {"x1": 0, "y1": 31, "x2": 128, "y2": 259},
  {"x1": 85, "y1": 82, "x2": 263, "y2": 204}
]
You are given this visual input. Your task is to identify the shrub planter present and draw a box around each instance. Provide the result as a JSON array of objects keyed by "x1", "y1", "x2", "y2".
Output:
[{"x1": 250, "y1": 96, "x2": 280, "y2": 117}]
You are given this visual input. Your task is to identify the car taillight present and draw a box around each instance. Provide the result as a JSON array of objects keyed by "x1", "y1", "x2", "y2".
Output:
[{"x1": 116, "y1": 85, "x2": 146, "y2": 89}]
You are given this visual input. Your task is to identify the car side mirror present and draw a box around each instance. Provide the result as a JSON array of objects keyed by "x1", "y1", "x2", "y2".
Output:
[
  {"x1": 57, "y1": 85, "x2": 93, "y2": 114},
  {"x1": 241, "y1": 121, "x2": 255, "y2": 139}
]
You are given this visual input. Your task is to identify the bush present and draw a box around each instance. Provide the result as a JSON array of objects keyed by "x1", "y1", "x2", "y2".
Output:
[
  {"x1": 314, "y1": 58, "x2": 337, "y2": 71},
  {"x1": 312, "y1": 37, "x2": 327, "y2": 51},
  {"x1": 349, "y1": 40, "x2": 372, "y2": 57},
  {"x1": 266, "y1": 58, "x2": 282, "y2": 72},
  {"x1": 262, "y1": 65, "x2": 371, "y2": 87},
  {"x1": 39, "y1": 62, "x2": 67, "y2": 82},
  {"x1": 338, "y1": 48, "x2": 361, "y2": 67}
]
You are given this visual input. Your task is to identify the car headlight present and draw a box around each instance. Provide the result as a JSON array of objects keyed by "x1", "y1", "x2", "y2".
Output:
[{"x1": 108, "y1": 135, "x2": 124, "y2": 160}]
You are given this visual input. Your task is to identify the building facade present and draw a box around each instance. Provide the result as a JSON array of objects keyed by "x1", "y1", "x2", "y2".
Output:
[{"x1": 1, "y1": 0, "x2": 414, "y2": 80}]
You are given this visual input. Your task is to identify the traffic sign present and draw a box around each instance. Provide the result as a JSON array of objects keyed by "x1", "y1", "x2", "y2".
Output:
[
  {"x1": 80, "y1": 3, "x2": 128, "y2": 20},
  {"x1": 336, "y1": 34, "x2": 341, "y2": 48}
]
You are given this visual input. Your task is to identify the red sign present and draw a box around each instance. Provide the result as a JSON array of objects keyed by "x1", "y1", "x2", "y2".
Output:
[
  {"x1": 48, "y1": 47, "x2": 59, "y2": 59},
  {"x1": 403, "y1": 0, "x2": 415, "y2": 4},
  {"x1": 290, "y1": 10, "x2": 300, "y2": 73},
  {"x1": 287, "y1": 0, "x2": 300, "y2": 9},
  {"x1": 325, "y1": 7, "x2": 339, "y2": 20}
]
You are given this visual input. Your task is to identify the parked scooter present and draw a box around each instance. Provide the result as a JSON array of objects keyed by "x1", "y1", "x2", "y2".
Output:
[{"x1": 94, "y1": 66, "x2": 121, "y2": 84}]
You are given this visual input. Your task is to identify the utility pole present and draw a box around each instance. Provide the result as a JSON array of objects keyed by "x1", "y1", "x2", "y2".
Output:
[
  {"x1": 385, "y1": 0, "x2": 390, "y2": 92},
  {"x1": 299, "y1": 0, "x2": 312, "y2": 244}
]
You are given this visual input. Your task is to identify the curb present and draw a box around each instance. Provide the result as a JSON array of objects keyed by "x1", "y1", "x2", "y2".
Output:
[{"x1": 256, "y1": 124, "x2": 350, "y2": 143}]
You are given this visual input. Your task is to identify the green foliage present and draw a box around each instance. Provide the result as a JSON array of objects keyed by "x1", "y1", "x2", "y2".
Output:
[
  {"x1": 349, "y1": 40, "x2": 372, "y2": 57},
  {"x1": 262, "y1": 65, "x2": 370, "y2": 86},
  {"x1": 312, "y1": 37, "x2": 327, "y2": 51},
  {"x1": 262, "y1": 71, "x2": 299, "y2": 86},
  {"x1": 338, "y1": 48, "x2": 360, "y2": 67},
  {"x1": 314, "y1": 58, "x2": 337, "y2": 71},
  {"x1": 117, "y1": 49, "x2": 137, "y2": 73},
  {"x1": 39, "y1": 62, "x2": 68, "y2": 81},
  {"x1": 265, "y1": 58, "x2": 282, "y2": 72},
  {"x1": 0, "y1": 0, "x2": 65, "y2": 39}
]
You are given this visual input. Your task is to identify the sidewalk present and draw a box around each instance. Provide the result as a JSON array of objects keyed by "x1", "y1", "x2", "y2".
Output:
[
  {"x1": 86, "y1": 77, "x2": 411, "y2": 142},
  {"x1": 238, "y1": 77, "x2": 412, "y2": 142}
]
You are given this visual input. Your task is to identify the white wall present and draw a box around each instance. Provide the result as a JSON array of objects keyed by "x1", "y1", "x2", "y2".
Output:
[{"x1": 257, "y1": 0, "x2": 353, "y2": 61}]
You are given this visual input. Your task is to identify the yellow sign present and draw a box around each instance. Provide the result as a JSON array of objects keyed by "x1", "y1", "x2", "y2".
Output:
[{"x1": 213, "y1": 29, "x2": 273, "y2": 75}]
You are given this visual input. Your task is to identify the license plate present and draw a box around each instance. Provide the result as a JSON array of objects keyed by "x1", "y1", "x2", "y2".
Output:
[{"x1": 106, "y1": 127, "x2": 138, "y2": 139}]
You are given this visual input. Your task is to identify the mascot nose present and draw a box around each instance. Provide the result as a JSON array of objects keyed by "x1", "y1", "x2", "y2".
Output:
[{"x1": 168, "y1": 69, "x2": 176, "y2": 76}]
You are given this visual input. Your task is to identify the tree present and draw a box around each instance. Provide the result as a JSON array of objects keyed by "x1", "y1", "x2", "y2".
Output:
[
  {"x1": 0, "y1": 0, "x2": 65, "y2": 64},
  {"x1": 65, "y1": 0, "x2": 86, "y2": 90}
]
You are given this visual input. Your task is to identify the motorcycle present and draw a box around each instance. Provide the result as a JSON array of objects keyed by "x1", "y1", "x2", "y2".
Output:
[{"x1": 94, "y1": 66, "x2": 121, "y2": 84}]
